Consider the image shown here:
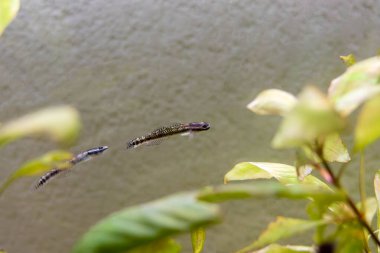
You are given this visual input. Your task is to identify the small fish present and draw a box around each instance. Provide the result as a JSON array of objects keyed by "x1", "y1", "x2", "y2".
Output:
[
  {"x1": 70, "y1": 146, "x2": 109, "y2": 165},
  {"x1": 34, "y1": 146, "x2": 109, "y2": 189},
  {"x1": 127, "y1": 122, "x2": 210, "y2": 149}
]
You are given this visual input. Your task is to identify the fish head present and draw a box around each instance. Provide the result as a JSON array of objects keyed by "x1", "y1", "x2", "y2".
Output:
[
  {"x1": 98, "y1": 146, "x2": 109, "y2": 153},
  {"x1": 189, "y1": 122, "x2": 210, "y2": 131},
  {"x1": 88, "y1": 146, "x2": 109, "y2": 155}
]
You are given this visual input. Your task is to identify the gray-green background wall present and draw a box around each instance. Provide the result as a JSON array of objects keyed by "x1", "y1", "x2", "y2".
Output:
[{"x1": 1, "y1": 1, "x2": 380, "y2": 252}]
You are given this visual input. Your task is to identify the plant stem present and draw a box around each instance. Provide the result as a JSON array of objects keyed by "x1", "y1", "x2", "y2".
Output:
[
  {"x1": 317, "y1": 152, "x2": 380, "y2": 248},
  {"x1": 360, "y1": 152, "x2": 367, "y2": 216}
]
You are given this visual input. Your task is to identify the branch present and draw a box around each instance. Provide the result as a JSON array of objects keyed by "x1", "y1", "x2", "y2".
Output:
[{"x1": 316, "y1": 150, "x2": 380, "y2": 248}]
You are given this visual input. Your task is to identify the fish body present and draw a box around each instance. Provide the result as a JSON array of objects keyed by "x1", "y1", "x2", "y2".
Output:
[{"x1": 127, "y1": 122, "x2": 210, "y2": 149}]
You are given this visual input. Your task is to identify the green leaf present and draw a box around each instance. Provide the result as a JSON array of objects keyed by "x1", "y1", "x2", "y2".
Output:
[
  {"x1": 0, "y1": 150, "x2": 73, "y2": 195},
  {"x1": 333, "y1": 223, "x2": 365, "y2": 253},
  {"x1": 0, "y1": 106, "x2": 81, "y2": 147},
  {"x1": 191, "y1": 227, "x2": 205, "y2": 253},
  {"x1": 0, "y1": 0, "x2": 19, "y2": 36},
  {"x1": 197, "y1": 182, "x2": 344, "y2": 203},
  {"x1": 126, "y1": 238, "x2": 181, "y2": 253},
  {"x1": 72, "y1": 193, "x2": 220, "y2": 253},
  {"x1": 354, "y1": 96, "x2": 380, "y2": 151},
  {"x1": 325, "y1": 198, "x2": 377, "y2": 225},
  {"x1": 272, "y1": 86, "x2": 345, "y2": 149},
  {"x1": 247, "y1": 89, "x2": 297, "y2": 116},
  {"x1": 305, "y1": 201, "x2": 330, "y2": 243},
  {"x1": 322, "y1": 134, "x2": 350, "y2": 163},
  {"x1": 236, "y1": 217, "x2": 325, "y2": 253},
  {"x1": 329, "y1": 56, "x2": 380, "y2": 116},
  {"x1": 250, "y1": 244, "x2": 313, "y2": 253},
  {"x1": 340, "y1": 54, "x2": 356, "y2": 67},
  {"x1": 224, "y1": 162, "x2": 329, "y2": 189}
]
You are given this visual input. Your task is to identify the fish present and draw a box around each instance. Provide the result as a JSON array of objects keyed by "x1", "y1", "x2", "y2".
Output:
[
  {"x1": 34, "y1": 146, "x2": 109, "y2": 189},
  {"x1": 126, "y1": 122, "x2": 210, "y2": 149}
]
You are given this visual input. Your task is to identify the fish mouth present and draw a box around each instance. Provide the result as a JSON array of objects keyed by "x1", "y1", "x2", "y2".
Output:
[{"x1": 101, "y1": 146, "x2": 109, "y2": 151}]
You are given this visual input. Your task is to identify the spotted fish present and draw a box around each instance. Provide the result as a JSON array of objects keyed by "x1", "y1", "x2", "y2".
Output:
[{"x1": 126, "y1": 122, "x2": 210, "y2": 149}]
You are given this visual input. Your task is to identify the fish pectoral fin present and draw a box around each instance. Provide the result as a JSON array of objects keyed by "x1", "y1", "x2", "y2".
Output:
[{"x1": 181, "y1": 131, "x2": 194, "y2": 139}]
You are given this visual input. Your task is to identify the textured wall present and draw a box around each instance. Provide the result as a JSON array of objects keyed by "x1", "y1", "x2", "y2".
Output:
[{"x1": 0, "y1": 1, "x2": 380, "y2": 252}]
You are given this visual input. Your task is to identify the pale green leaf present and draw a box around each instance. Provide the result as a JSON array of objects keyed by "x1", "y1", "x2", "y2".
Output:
[
  {"x1": 72, "y1": 193, "x2": 220, "y2": 253},
  {"x1": 0, "y1": 0, "x2": 19, "y2": 36},
  {"x1": 0, "y1": 150, "x2": 73, "y2": 195},
  {"x1": 357, "y1": 197, "x2": 377, "y2": 224},
  {"x1": 340, "y1": 54, "x2": 356, "y2": 67},
  {"x1": 198, "y1": 182, "x2": 344, "y2": 203},
  {"x1": 329, "y1": 56, "x2": 380, "y2": 116},
  {"x1": 296, "y1": 134, "x2": 349, "y2": 167},
  {"x1": 236, "y1": 217, "x2": 325, "y2": 253},
  {"x1": 250, "y1": 244, "x2": 313, "y2": 253},
  {"x1": 126, "y1": 238, "x2": 181, "y2": 253},
  {"x1": 224, "y1": 162, "x2": 329, "y2": 189},
  {"x1": 272, "y1": 86, "x2": 345, "y2": 149},
  {"x1": 322, "y1": 133, "x2": 350, "y2": 163},
  {"x1": 355, "y1": 96, "x2": 380, "y2": 151},
  {"x1": 191, "y1": 227, "x2": 205, "y2": 253},
  {"x1": 0, "y1": 106, "x2": 81, "y2": 147},
  {"x1": 247, "y1": 89, "x2": 297, "y2": 116}
]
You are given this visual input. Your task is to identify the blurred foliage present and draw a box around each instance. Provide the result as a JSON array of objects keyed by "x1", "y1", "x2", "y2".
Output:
[
  {"x1": 72, "y1": 193, "x2": 220, "y2": 253},
  {"x1": 272, "y1": 86, "x2": 345, "y2": 149},
  {"x1": 237, "y1": 217, "x2": 325, "y2": 253},
  {"x1": 198, "y1": 182, "x2": 343, "y2": 203},
  {"x1": 223, "y1": 55, "x2": 380, "y2": 252},
  {"x1": 0, "y1": 106, "x2": 81, "y2": 147},
  {"x1": 250, "y1": 244, "x2": 313, "y2": 253},
  {"x1": 0, "y1": 0, "x2": 19, "y2": 36},
  {"x1": 191, "y1": 227, "x2": 205, "y2": 253},
  {"x1": 329, "y1": 56, "x2": 380, "y2": 116},
  {"x1": 0, "y1": 150, "x2": 73, "y2": 195},
  {"x1": 354, "y1": 95, "x2": 380, "y2": 151},
  {"x1": 224, "y1": 162, "x2": 328, "y2": 188},
  {"x1": 127, "y1": 238, "x2": 181, "y2": 253},
  {"x1": 340, "y1": 54, "x2": 356, "y2": 67},
  {"x1": 0, "y1": 106, "x2": 80, "y2": 196},
  {"x1": 246, "y1": 89, "x2": 297, "y2": 116}
]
